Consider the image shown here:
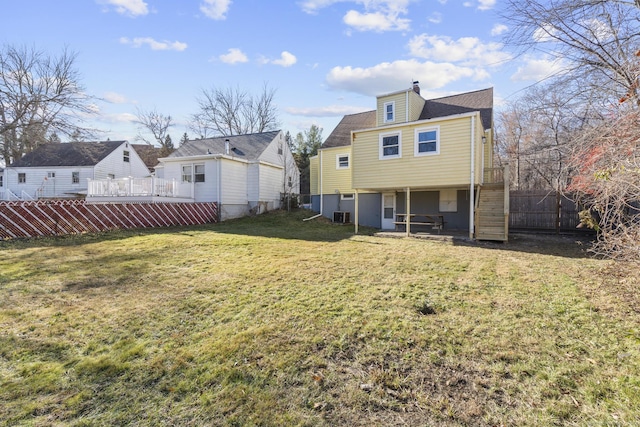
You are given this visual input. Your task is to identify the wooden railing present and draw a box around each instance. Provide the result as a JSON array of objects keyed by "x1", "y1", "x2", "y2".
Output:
[
  {"x1": 87, "y1": 177, "x2": 179, "y2": 198},
  {"x1": 483, "y1": 167, "x2": 504, "y2": 184}
]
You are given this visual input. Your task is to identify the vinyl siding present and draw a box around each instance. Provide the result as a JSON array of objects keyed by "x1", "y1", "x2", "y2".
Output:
[
  {"x1": 377, "y1": 92, "x2": 407, "y2": 126},
  {"x1": 353, "y1": 113, "x2": 484, "y2": 190},
  {"x1": 5, "y1": 166, "x2": 94, "y2": 199},
  {"x1": 408, "y1": 91, "x2": 426, "y2": 122},
  {"x1": 247, "y1": 163, "x2": 260, "y2": 202},
  {"x1": 221, "y1": 159, "x2": 247, "y2": 204},
  {"x1": 259, "y1": 163, "x2": 284, "y2": 203},
  {"x1": 310, "y1": 156, "x2": 319, "y2": 195},
  {"x1": 320, "y1": 146, "x2": 353, "y2": 195},
  {"x1": 94, "y1": 142, "x2": 150, "y2": 179}
]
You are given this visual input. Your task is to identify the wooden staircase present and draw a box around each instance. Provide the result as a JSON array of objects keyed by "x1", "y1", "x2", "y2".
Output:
[{"x1": 475, "y1": 166, "x2": 510, "y2": 241}]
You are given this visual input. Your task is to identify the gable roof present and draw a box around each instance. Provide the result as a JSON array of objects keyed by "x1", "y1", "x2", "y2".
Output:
[
  {"x1": 321, "y1": 88, "x2": 494, "y2": 150},
  {"x1": 322, "y1": 110, "x2": 376, "y2": 149},
  {"x1": 166, "y1": 130, "x2": 281, "y2": 161},
  {"x1": 9, "y1": 141, "x2": 126, "y2": 168},
  {"x1": 419, "y1": 87, "x2": 493, "y2": 131}
]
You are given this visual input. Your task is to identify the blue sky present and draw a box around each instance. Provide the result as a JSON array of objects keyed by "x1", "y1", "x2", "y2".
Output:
[{"x1": 1, "y1": 0, "x2": 560, "y2": 144}]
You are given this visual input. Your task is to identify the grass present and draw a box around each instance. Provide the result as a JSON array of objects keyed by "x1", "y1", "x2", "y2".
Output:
[{"x1": 0, "y1": 209, "x2": 638, "y2": 426}]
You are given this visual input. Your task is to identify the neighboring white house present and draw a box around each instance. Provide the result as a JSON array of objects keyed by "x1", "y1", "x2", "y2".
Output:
[
  {"x1": 0, "y1": 167, "x2": 4, "y2": 200},
  {"x1": 3, "y1": 141, "x2": 150, "y2": 200},
  {"x1": 156, "y1": 130, "x2": 300, "y2": 220}
]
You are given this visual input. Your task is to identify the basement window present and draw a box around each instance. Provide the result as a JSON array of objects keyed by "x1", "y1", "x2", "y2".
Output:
[{"x1": 341, "y1": 193, "x2": 355, "y2": 200}]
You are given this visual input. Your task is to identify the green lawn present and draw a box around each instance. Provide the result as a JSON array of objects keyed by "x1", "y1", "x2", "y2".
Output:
[{"x1": 0, "y1": 210, "x2": 638, "y2": 426}]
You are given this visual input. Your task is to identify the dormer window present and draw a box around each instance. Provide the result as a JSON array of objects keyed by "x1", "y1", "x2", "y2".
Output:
[{"x1": 384, "y1": 101, "x2": 395, "y2": 123}]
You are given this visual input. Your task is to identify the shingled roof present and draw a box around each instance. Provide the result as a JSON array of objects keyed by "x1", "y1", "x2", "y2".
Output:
[
  {"x1": 9, "y1": 141, "x2": 126, "y2": 167},
  {"x1": 321, "y1": 110, "x2": 376, "y2": 149},
  {"x1": 420, "y1": 87, "x2": 493, "y2": 131},
  {"x1": 166, "y1": 130, "x2": 281, "y2": 161},
  {"x1": 131, "y1": 144, "x2": 163, "y2": 171},
  {"x1": 321, "y1": 87, "x2": 493, "y2": 149}
]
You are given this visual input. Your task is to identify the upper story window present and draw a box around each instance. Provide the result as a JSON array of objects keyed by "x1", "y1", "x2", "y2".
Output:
[
  {"x1": 194, "y1": 164, "x2": 205, "y2": 182},
  {"x1": 336, "y1": 154, "x2": 350, "y2": 169},
  {"x1": 415, "y1": 126, "x2": 440, "y2": 156},
  {"x1": 18, "y1": 173, "x2": 26, "y2": 183},
  {"x1": 384, "y1": 101, "x2": 395, "y2": 123},
  {"x1": 72, "y1": 171, "x2": 80, "y2": 184},
  {"x1": 123, "y1": 150, "x2": 130, "y2": 163},
  {"x1": 379, "y1": 131, "x2": 402, "y2": 159}
]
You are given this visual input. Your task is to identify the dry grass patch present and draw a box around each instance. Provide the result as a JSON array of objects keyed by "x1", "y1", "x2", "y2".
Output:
[{"x1": 0, "y1": 210, "x2": 638, "y2": 426}]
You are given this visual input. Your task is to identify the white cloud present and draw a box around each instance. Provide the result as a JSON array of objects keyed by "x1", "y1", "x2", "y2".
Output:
[
  {"x1": 263, "y1": 51, "x2": 297, "y2": 67},
  {"x1": 511, "y1": 57, "x2": 567, "y2": 81},
  {"x1": 200, "y1": 0, "x2": 231, "y2": 20},
  {"x1": 491, "y1": 24, "x2": 508, "y2": 36},
  {"x1": 104, "y1": 92, "x2": 130, "y2": 104},
  {"x1": 408, "y1": 34, "x2": 511, "y2": 67},
  {"x1": 104, "y1": 112, "x2": 138, "y2": 124},
  {"x1": 533, "y1": 24, "x2": 557, "y2": 42},
  {"x1": 300, "y1": 0, "x2": 411, "y2": 32},
  {"x1": 478, "y1": 0, "x2": 496, "y2": 10},
  {"x1": 98, "y1": 0, "x2": 148, "y2": 17},
  {"x1": 286, "y1": 105, "x2": 371, "y2": 117},
  {"x1": 219, "y1": 48, "x2": 248, "y2": 64},
  {"x1": 428, "y1": 12, "x2": 443, "y2": 24},
  {"x1": 119, "y1": 37, "x2": 188, "y2": 51},
  {"x1": 343, "y1": 10, "x2": 410, "y2": 32},
  {"x1": 326, "y1": 59, "x2": 482, "y2": 96}
]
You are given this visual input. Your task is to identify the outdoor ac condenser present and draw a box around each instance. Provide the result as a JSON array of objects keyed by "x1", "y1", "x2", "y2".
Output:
[{"x1": 333, "y1": 211, "x2": 351, "y2": 224}]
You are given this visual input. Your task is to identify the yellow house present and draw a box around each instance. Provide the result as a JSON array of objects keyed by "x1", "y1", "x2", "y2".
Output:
[{"x1": 310, "y1": 83, "x2": 508, "y2": 241}]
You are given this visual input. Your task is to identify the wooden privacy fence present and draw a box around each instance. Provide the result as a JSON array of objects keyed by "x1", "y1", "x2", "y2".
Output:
[
  {"x1": 0, "y1": 200, "x2": 218, "y2": 240},
  {"x1": 509, "y1": 190, "x2": 589, "y2": 233}
]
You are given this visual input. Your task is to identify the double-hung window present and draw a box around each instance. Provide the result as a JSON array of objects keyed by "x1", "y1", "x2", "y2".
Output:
[
  {"x1": 72, "y1": 172, "x2": 80, "y2": 184},
  {"x1": 194, "y1": 164, "x2": 205, "y2": 182},
  {"x1": 123, "y1": 150, "x2": 130, "y2": 163},
  {"x1": 18, "y1": 173, "x2": 26, "y2": 183},
  {"x1": 414, "y1": 126, "x2": 440, "y2": 156},
  {"x1": 336, "y1": 154, "x2": 349, "y2": 169},
  {"x1": 384, "y1": 101, "x2": 395, "y2": 123},
  {"x1": 182, "y1": 165, "x2": 192, "y2": 183},
  {"x1": 379, "y1": 131, "x2": 401, "y2": 159}
]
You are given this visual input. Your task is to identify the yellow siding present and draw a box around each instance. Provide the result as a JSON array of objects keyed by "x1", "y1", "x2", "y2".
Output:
[
  {"x1": 377, "y1": 92, "x2": 408, "y2": 126},
  {"x1": 353, "y1": 113, "x2": 485, "y2": 190},
  {"x1": 408, "y1": 91, "x2": 426, "y2": 122},
  {"x1": 320, "y1": 147, "x2": 353, "y2": 194},
  {"x1": 310, "y1": 156, "x2": 319, "y2": 195}
]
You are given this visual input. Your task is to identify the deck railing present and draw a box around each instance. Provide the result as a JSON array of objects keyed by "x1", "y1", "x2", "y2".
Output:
[
  {"x1": 87, "y1": 177, "x2": 179, "y2": 198},
  {"x1": 483, "y1": 167, "x2": 505, "y2": 184}
]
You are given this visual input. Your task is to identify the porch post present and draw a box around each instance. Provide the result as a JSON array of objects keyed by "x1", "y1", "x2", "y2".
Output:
[
  {"x1": 406, "y1": 187, "x2": 411, "y2": 237},
  {"x1": 354, "y1": 190, "x2": 359, "y2": 234}
]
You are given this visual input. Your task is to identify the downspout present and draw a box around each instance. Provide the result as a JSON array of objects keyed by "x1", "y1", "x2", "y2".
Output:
[
  {"x1": 406, "y1": 90, "x2": 409, "y2": 122},
  {"x1": 217, "y1": 158, "x2": 222, "y2": 217},
  {"x1": 354, "y1": 190, "x2": 359, "y2": 234},
  {"x1": 469, "y1": 115, "x2": 475, "y2": 240}
]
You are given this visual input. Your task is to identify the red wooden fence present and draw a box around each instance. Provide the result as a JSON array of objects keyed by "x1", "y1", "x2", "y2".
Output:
[{"x1": 0, "y1": 200, "x2": 218, "y2": 240}]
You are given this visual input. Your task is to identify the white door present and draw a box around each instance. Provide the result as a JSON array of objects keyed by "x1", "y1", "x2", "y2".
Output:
[{"x1": 381, "y1": 193, "x2": 396, "y2": 229}]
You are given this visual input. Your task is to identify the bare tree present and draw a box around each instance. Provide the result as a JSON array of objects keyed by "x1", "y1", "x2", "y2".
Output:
[
  {"x1": 189, "y1": 83, "x2": 279, "y2": 137},
  {"x1": 502, "y1": 0, "x2": 640, "y2": 105},
  {"x1": 0, "y1": 44, "x2": 95, "y2": 165},
  {"x1": 134, "y1": 107, "x2": 174, "y2": 156}
]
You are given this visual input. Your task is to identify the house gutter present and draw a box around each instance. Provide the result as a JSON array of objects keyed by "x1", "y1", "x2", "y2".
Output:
[{"x1": 469, "y1": 115, "x2": 475, "y2": 240}]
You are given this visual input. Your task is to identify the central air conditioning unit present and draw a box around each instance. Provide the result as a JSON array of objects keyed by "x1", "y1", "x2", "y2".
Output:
[{"x1": 333, "y1": 211, "x2": 351, "y2": 224}]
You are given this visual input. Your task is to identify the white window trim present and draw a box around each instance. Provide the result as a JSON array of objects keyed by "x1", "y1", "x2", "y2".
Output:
[
  {"x1": 384, "y1": 101, "x2": 395, "y2": 123},
  {"x1": 194, "y1": 164, "x2": 205, "y2": 183},
  {"x1": 340, "y1": 193, "x2": 355, "y2": 200},
  {"x1": 379, "y1": 131, "x2": 402, "y2": 160},
  {"x1": 414, "y1": 125, "x2": 440, "y2": 157},
  {"x1": 72, "y1": 171, "x2": 80, "y2": 185},
  {"x1": 336, "y1": 153, "x2": 350, "y2": 169}
]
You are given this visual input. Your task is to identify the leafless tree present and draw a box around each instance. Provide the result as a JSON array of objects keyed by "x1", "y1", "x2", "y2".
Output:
[
  {"x1": 0, "y1": 44, "x2": 95, "y2": 165},
  {"x1": 134, "y1": 107, "x2": 174, "y2": 156},
  {"x1": 189, "y1": 83, "x2": 279, "y2": 137}
]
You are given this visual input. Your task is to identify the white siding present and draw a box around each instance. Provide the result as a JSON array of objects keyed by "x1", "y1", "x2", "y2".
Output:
[
  {"x1": 257, "y1": 131, "x2": 285, "y2": 165},
  {"x1": 221, "y1": 159, "x2": 247, "y2": 205},
  {"x1": 94, "y1": 142, "x2": 150, "y2": 179},
  {"x1": 4, "y1": 166, "x2": 93, "y2": 199},
  {"x1": 259, "y1": 163, "x2": 284, "y2": 206},
  {"x1": 247, "y1": 163, "x2": 260, "y2": 202}
]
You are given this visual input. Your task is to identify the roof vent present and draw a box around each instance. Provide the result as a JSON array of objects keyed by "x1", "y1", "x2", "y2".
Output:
[{"x1": 225, "y1": 139, "x2": 230, "y2": 155}]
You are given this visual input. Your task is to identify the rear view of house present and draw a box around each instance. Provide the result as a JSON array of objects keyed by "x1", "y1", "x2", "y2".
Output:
[
  {"x1": 3, "y1": 141, "x2": 150, "y2": 200},
  {"x1": 310, "y1": 84, "x2": 509, "y2": 241}
]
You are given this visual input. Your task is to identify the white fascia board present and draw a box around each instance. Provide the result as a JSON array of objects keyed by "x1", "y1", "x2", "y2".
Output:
[{"x1": 353, "y1": 111, "x2": 480, "y2": 134}]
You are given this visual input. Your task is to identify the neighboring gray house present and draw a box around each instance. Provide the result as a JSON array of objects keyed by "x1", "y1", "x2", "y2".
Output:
[
  {"x1": 156, "y1": 130, "x2": 300, "y2": 220},
  {"x1": 3, "y1": 141, "x2": 150, "y2": 200}
]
